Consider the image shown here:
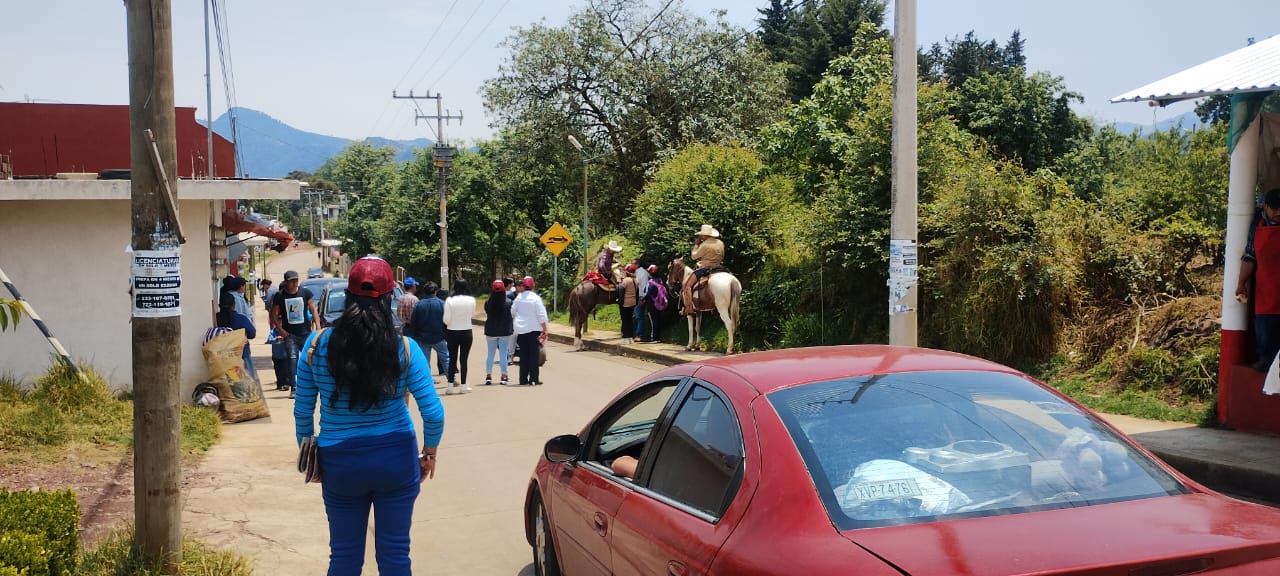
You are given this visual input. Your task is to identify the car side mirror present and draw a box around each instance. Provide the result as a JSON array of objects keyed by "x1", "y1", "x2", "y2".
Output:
[{"x1": 544, "y1": 434, "x2": 583, "y2": 463}]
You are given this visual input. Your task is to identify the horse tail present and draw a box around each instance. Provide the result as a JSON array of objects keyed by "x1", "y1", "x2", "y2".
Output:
[
  {"x1": 567, "y1": 284, "x2": 582, "y2": 326},
  {"x1": 729, "y1": 276, "x2": 741, "y2": 328}
]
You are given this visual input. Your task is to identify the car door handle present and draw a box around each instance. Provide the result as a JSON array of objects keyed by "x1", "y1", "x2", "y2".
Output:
[
  {"x1": 667, "y1": 560, "x2": 689, "y2": 576},
  {"x1": 593, "y1": 511, "x2": 608, "y2": 536}
]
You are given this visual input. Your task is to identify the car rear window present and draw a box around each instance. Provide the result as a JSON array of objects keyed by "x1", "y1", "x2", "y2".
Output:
[
  {"x1": 768, "y1": 371, "x2": 1188, "y2": 530},
  {"x1": 326, "y1": 289, "x2": 346, "y2": 313}
]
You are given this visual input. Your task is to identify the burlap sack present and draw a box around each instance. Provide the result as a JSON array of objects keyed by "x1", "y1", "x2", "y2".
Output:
[{"x1": 202, "y1": 329, "x2": 270, "y2": 423}]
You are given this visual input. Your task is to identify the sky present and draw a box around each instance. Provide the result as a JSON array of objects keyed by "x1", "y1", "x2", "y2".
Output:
[{"x1": 4, "y1": 0, "x2": 1279, "y2": 145}]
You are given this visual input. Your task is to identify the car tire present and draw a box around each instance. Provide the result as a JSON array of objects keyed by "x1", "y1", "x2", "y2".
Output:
[{"x1": 532, "y1": 492, "x2": 562, "y2": 576}]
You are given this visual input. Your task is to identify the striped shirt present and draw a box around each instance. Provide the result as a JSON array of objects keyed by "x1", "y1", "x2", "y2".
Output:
[
  {"x1": 294, "y1": 330, "x2": 445, "y2": 449},
  {"x1": 397, "y1": 292, "x2": 419, "y2": 325}
]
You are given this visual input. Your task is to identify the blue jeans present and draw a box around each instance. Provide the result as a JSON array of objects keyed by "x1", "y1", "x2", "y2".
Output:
[
  {"x1": 281, "y1": 332, "x2": 309, "y2": 390},
  {"x1": 634, "y1": 301, "x2": 647, "y2": 339},
  {"x1": 1256, "y1": 314, "x2": 1280, "y2": 365},
  {"x1": 417, "y1": 339, "x2": 449, "y2": 376},
  {"x1": 319, "y1": 431, "x2": 421, "y2": 576},
  {"x1": 485, "y1": 335, "x2": 510, "y2": 376}
]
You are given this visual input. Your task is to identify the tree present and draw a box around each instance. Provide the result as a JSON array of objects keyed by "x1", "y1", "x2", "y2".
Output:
[
  {"x1": 919, "y1": 30, "x2": 1025, "y2": 85},
  {"x1": 755, "y1": 0, "x2": 886, "y2": 101},
  {"x1": 327, "y1": 142, "x2": 397, "y2": 258},
  {"x1": 0, "y1": 298, "x2": 23, "y2": 332},
  {"x1": 483, "y1": 0, "x2": 787, "y2": 232},
  {"x1": 952, "y1": 70, "x2": 1091, "y2": 171}
]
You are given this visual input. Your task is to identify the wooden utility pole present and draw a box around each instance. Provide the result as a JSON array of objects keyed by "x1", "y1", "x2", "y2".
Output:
[
  {"x1": 391, "y1": 90, "x2": 461, "y2": 289},
  {"x1": 889, "y1": 0, "x2": 919, "y2": 346},
  {"x1": 127, "y1": 0, "x2": 184, "y2": 570}
]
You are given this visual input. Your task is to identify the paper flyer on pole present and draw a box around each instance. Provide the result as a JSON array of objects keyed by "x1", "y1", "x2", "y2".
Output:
[{"x1": 132, "y1": 250, "x2": 181, "y2": 318}]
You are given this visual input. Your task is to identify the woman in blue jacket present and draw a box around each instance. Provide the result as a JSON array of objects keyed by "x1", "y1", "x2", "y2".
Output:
[{"x1": 295, "y1": 256, "x2": 445, "y2": 576}]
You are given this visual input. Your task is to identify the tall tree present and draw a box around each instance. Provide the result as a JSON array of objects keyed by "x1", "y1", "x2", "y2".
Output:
[
  {"x1": 483, "y1": 0, "x2": 787, "y2": 233},
  {"x1": 755, "y1": 0, "x2": 886, "y2": 101}
]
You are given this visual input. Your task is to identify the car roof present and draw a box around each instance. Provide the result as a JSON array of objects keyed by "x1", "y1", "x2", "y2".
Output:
[{"x1": 686, "y1": 345, "x2": 1023, "y2": 394}]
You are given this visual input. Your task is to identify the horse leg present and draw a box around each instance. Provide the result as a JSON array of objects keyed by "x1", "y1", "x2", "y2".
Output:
[
  {"x1": 720, "y1": 304, "x2": 735, "y2": 355},
  {"x1": 686, "y1": 312, "x2": 696, "y2": 351}
]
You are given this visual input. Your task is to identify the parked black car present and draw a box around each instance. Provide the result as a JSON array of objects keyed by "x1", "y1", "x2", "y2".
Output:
[{"x1": 317, "y1": 280, "x2": 404, "y2": 329}]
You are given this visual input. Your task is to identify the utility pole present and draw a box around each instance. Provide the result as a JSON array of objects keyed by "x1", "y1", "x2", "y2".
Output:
[
  {"x1": 889, "y1": 0, "x2": 919, "y2": 347},
  {"x1": 127, "y1": 0, "x2": 183, "y2": 570},
  {"x1": 392, "y1": 90, "x2": 461, "y2": 290}
]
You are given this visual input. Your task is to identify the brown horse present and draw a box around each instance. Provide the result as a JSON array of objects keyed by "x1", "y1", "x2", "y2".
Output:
[
  {"x1": 567, "y1": 280, "x2": 617, "y2": 349},
  {"x1": 669, "y1": 257, "x2": 740, "y2": 354}
]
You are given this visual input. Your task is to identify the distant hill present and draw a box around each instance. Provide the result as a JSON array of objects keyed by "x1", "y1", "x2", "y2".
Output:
[
  {"x1": 207, "y1": 107, "x2": 433, "y2": 178},
  {"x1": 1110, "y1": 112, "x2": 1203, "y2": 135}
]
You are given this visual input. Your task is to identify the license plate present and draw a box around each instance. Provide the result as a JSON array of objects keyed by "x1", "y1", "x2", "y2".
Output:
[{"x1": 846, "y1": 478, "x2": 923, "y2": 501}]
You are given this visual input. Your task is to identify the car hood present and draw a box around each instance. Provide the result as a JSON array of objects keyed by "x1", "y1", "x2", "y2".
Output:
[{"x1": 842, "y1": 494, "x2": 1280, "y2": 575}]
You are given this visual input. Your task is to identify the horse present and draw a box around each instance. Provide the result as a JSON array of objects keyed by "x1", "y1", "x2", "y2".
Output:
[
  {"x1": 567, "y1": 279, "x2": 617, "y2": 350},
  {"x1": 668, "y1": 257, "x2": 741, "y2": 354}
]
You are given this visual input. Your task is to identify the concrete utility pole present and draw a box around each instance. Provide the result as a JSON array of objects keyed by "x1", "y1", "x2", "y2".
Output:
[
  {"x1": 127, "y1": 0, "x2": 184, "y2": 570},
  {"x1": 392, "y1": 90, "x2": 461, "y2": 290},
  {"x1": 889, "y1": 0, "x2": 919, "y2": 347}
]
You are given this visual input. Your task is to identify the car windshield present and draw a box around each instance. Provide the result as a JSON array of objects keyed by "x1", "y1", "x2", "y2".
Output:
[{"x1": 768, "y1": 370, "x2": 1188, "y2": 530}]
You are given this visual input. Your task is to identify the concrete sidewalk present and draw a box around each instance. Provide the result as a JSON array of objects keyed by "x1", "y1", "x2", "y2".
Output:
[{"x1": 544, "y1": 318, "x2": 1280, "y2": 504}]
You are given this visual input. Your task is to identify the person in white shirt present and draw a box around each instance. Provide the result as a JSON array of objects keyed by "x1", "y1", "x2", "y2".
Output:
[
  {"x1": 510, "y1": 276, "x2": 549, "y2": 386},
  {"x1": 633, "y1": 259, "x2": 650, "y2": 341},
  {"x1": 442, "y1": 279, "x2": 477, "y2": 394}
]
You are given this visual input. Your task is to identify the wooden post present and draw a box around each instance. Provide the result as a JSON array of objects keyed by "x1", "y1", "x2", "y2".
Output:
[{"x1": 127, "y1": 0, "x2": 183, "y2": 570}]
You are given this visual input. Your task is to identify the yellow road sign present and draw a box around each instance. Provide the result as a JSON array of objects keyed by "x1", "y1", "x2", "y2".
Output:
[{"x1": 540, "y1": 222, "x2": 574, "y2": 256}]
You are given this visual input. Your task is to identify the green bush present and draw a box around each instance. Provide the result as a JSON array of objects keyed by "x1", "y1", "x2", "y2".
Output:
[
  {"x1": 0, "y1": 530, "x2": 52, "y2": 576},
  {"x1": 1117, "y1": 344, "x2": 1179, "y2": 392},
  {"x1": 0, "y1": 564, "x2": 23, "y2": 576},
  {"x1": 182, "y1": 405, "x2": 224, "y2": 454},
  {"x1": 0, "y1": 374, "x2": 22, "y2": 403},
  {"x1": 78, "y1": 524, "x2": 255, "y2": 576},
  {"x1": 0, "y1": 489, "x2": 78, "y2": 576},
  {"x1": 29, "y1": 361, "x2": 111, "y2": 414}
]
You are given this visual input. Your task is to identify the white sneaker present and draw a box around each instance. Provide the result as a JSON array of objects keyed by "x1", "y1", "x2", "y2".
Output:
[
  {"x1": 445, "y1": 385, "x2": 455, "y2": 395},
  {"x1": 463, "y1": 385, "x2": 473, "y2": 393}
]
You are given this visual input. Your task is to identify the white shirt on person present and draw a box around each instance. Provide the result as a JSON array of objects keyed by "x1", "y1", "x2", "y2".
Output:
[
  {"x1": 511, "y1": 290, "x2": 548, "y2": 335},
  {"x1": 442, "y1": 295, "x2": 477, "y2": 331},
  {"x1": 635, "y1": 267, "x2": 650, "y2": 298}
]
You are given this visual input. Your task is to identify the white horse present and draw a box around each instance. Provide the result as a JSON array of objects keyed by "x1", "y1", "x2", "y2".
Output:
[{"x1": 668, "y1": 257, "x2": 740, "y2": 354}]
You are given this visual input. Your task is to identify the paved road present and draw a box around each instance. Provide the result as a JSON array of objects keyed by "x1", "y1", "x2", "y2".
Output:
[{"x1": 185, "y1": 247, "x2": 661, "y2": 575}]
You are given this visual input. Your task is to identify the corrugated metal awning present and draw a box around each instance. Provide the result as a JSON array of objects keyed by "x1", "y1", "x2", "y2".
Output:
[{"x1": 1111, "y1": 34, "x2": 1280, "y2": 106}]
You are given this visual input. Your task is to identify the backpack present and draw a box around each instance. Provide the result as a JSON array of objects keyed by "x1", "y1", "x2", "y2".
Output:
[{"x1": 650, "y1": 280, "x2": 669, "y2": 311}]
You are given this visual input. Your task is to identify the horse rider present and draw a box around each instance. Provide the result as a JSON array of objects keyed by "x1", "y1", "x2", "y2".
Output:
[
  {"x1": 683, "y1": 224, "x2": 725, "y2": 314},
  {"x1": 591, "y1": 240, "x2": 624, "y2": 289}
]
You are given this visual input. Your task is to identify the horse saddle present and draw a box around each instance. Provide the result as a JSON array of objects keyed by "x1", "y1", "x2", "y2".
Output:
[{"x1": 690, "y1": 266, "x2": 730, "y2": 313}]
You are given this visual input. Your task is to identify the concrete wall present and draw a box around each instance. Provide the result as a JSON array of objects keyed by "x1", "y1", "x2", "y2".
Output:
[{"x1": 0, "y1": 199, "x2": 218, "y2": 397}]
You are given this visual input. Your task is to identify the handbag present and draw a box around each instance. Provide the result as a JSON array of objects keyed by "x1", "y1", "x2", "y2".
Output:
[{"x1": 297, "y1": 436, "x2": 322, "y2": 483}]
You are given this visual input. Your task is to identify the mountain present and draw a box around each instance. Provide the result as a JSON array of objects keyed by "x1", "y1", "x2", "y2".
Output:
[
  {"x1": 207, "y1": 107, "x2": 434, "y2": 178},
  {"x1": 1110, "y1": 112, "x2": 1203, "y2": 135}
]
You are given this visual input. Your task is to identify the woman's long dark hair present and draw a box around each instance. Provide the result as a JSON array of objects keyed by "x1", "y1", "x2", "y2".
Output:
[{"x1": 326, "y1": 292, "x2": 401, "y2": 411}]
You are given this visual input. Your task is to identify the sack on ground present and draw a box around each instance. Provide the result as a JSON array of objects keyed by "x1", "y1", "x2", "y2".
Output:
[{"x1": 201, "y1": 329, "x2": 270, "y2": 423}]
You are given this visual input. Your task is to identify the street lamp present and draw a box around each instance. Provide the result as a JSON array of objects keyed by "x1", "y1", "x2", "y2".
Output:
[{"x1": 567, "y1": 135, "x2": 588, "y2": 262}]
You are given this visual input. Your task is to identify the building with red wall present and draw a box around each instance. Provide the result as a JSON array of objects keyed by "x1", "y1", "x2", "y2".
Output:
[{"x1": 0, "y1": 102, "x2": 235, "y2": 178}]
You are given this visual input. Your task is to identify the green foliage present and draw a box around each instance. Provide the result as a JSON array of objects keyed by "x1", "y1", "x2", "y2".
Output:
[
  {"x1": 0, "y1": 489, "x2": 79, "y2": 576},
  {"x1": 0, "y1": 403, "x2": 69, "y2": 448},
  {"x1": 78, "y1": 524, "x2": 254, "y2": 576},
  {"x1": 919, "y1": 30, "x2": 1026, "y2": 85},
  {"x1": 0, "y1": 530, "x2": 52, "y2": 576},
  {"x1": 181, "y1": 405, "x2": 223, "y2": 454},
  {"x1": 951, "y1": 70, "x2": 1090, "y2": 171},
  {"x1": 0, "y1": 564, "x2": 22, "y2": 575},
  {"x1": 0, "y1": 300, "x2": 23, "y2": 332},
  {"x1": 29, "y1": 362, "x2": 111, "y2": 414},
  {"x1": 755, "y1": 0, "x2": 887, "y2": 101},
  {"x1": 483, "y1": 0, "x2": 788, "y2": 233},
  {"x1": 627, "y1": 143, "x2": 793, "y2": 281}
]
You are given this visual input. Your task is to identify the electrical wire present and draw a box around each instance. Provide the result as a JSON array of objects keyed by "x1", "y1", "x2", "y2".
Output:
[
  {"x1": 424, "y1": 0, "x2": 515, "y2": 91},
  {"x1": 408, "y1": 0, "x2": 489, "y2": 92}
]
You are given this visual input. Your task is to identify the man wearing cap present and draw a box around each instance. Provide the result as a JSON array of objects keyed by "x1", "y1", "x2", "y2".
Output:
[
  {"x1": 271, "y1": 270, "x2": 321, "y2": 398},
  {"x1": 683, "y1": 224, "x2": 725, "y2": 314},
  {"x1": 397, "y1": 277, "x2": 420, "y2": 336}
]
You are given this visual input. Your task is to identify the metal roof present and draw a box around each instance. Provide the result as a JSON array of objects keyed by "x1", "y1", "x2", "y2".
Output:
[{"x1": 1111, "y1": 34, "x2": 1280, "y2": 106}]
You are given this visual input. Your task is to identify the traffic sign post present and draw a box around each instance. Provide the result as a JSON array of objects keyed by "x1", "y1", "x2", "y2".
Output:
[{"x1": 541, "y1": 223, "x2": 574, "y2": 314}]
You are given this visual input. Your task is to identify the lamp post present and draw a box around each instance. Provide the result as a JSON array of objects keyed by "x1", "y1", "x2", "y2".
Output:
[{"x1": 567, "y1": 135, "x2": 589, "y2": 263}]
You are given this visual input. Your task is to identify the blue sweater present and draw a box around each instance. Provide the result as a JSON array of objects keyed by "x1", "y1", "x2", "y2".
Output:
[{"x1": 294, "y1": 330, "x2": 445, "y2": 449}]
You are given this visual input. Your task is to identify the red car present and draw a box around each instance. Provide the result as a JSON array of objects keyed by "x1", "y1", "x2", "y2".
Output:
[{"x1": 524, "y1": 346, "x2": 1280, "y2": 575}]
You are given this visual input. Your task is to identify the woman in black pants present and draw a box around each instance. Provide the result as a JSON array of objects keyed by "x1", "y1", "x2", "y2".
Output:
[{"x1": 442, "y1": 280, "x2": 476, "y2": 394}]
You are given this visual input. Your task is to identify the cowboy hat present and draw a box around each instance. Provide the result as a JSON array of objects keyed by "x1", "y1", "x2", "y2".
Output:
[
  {"x1": 695, "y1": 224, "x2": 720, "y2": 238},
  {"x1": 605, "y1": 240, "x2": 623, "y2": 252}
]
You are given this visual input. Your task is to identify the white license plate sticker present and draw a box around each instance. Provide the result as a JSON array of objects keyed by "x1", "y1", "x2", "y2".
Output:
[{"x1": 846, "y1": 478, "x2": 923, "y2": 502}]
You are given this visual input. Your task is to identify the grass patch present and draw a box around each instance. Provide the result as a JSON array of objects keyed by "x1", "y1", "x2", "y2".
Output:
[
  {"x1": 1037, "y1": 366, "x2": 1212, "y2": 424},
  {"x1": 0, "y1": 361, "x2": 221, "y2": 458},
  {"x1": 78, "y1": 524, "x2": 254, "y2": 576}
]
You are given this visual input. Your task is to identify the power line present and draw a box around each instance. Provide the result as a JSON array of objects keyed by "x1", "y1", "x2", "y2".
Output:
[
  {"x1": 367, "y1": 0, "x2": 464, "y2": 139},
  {"x1": 408, "y1": 0, "x2": 489, "y2": 92},
  {"x1": 424, "y1": 0, "x2": 514, "y2": 92}
]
